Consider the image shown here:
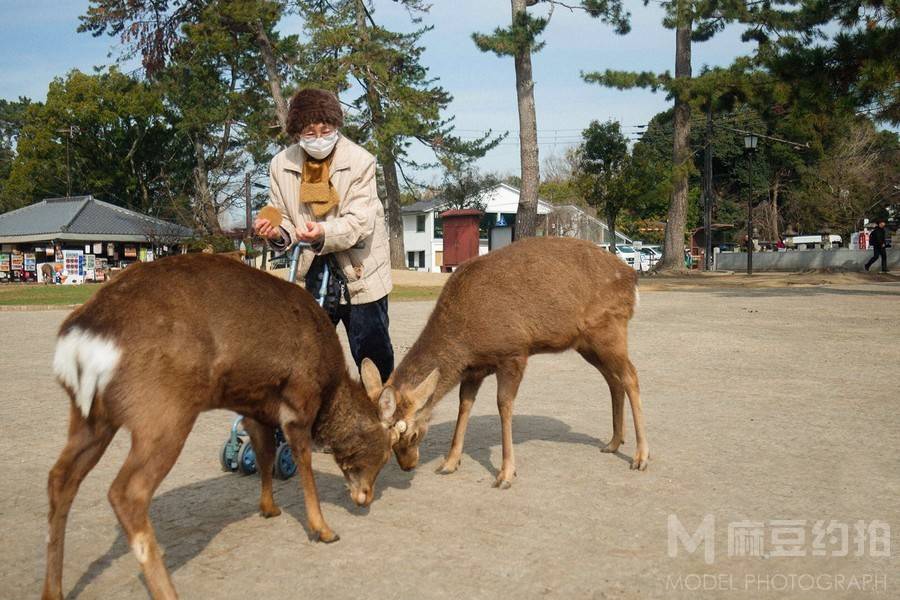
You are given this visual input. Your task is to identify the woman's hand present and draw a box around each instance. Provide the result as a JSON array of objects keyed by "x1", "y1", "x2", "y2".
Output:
[
  {"x1": 254, "y1": 217, "x2": 282, "y2": 240},
  {"x1": 296, "y1": 221, "x2": 325, "y2": 243}
]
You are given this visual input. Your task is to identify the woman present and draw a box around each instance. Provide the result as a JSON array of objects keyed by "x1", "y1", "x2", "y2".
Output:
[{"x1": 254, "y1": 88, "x2": 394, "y2": 382}]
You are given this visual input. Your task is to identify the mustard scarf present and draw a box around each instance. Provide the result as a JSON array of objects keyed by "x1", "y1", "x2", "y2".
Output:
[{"x1": 300, "y1": 154, "x2": 340, "y2": 217}]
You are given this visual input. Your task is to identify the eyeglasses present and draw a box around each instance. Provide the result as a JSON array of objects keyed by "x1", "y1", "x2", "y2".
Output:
[{"x1": 300, "y1": 127, "x2": 335, "y2": 141}]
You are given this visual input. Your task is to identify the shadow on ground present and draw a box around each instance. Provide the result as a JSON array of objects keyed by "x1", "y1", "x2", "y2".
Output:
[
  {"x1": 65, "y1": 461, "x2": 414, "y2": 598},
  {"x1": 419, "y1": 414, "x2": 627, "y2": 477},
  {"x1": 66, "y1": 414, "x2": 603, "y2": 598}
]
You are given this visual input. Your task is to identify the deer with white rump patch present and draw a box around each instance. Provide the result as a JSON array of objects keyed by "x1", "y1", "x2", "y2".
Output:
[
  {"x1": 43, "y1": 253, "x2": 398, "y2": 600},
  {"x1": 369, "y1": 237, "x2": 648, "y2": 488}
]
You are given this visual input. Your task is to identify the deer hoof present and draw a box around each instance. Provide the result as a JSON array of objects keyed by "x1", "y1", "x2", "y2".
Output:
[
  {"x1": 630, "y1": 452, "x2": 649, "y2": 471},
  {"x1": 492, "y1": 472, "x2": 515, "y2": 489},
  {"x1": 601, "y1": 439, "x2": 624, "y2": 453},
  {"x1": 316, "y1": 529, "x2": 340, "y2": 544},
  {"x1": 259, "y1": 506, "x2": 282, "y2": 518},
  {"x1": 436, "y1": 459, "x2": 460, "y2": 474}
]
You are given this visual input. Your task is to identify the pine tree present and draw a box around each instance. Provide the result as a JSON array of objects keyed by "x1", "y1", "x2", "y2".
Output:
[
  {"x1": 583, "y1": 0, "x2": 745, "y2": 271},
  {"x1": 80, "y1": 0, "x2": 302, "y2": 137},
  {"x1": 79, "y1": 1, "x2": 299, "y2": 233},
  {"x1": 744, "y1": 0, "x2": 899, "y2": 125},
  {"x1": 299, "y1": 0, "x2": 502, "y2": 267},
  {"x1": 473, "y1": 0, "x2": 630, "y2": 239}
]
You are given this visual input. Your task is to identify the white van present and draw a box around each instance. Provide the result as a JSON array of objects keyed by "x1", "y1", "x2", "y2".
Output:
[{"x1": 784, "y1": 234, "x2": 843, "y2": 250}]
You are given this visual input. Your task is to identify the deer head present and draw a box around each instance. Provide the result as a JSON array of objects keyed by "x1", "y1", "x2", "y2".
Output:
[{"x1": 360, "y1": 360, "x2": 440, "y2": 471}]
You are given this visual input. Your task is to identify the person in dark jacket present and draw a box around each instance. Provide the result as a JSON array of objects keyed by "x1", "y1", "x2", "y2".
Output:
[{"x1": 864, "y1": 220, "x2": 888, "y2": 272}]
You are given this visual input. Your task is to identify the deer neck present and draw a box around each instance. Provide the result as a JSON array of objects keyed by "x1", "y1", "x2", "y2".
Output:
[
  {"x1": 393, "y1": 334, "x2": 465, "y2": 410},
  {"x1": 313, "y1": 376, "x2": 378, "y2": 451}
]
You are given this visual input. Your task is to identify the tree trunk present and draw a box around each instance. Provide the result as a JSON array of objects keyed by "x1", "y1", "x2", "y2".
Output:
[
  {"x1": 770, "y1": 174, "x2": 781, "y2": 241},
  {"x1": 379, "y1": 153, "x2": 407, "y2": 268},
  {"x1": 606, "y1": 207, "x2": 618, "y2": 254},
  {"x1": 255, "y1": 22, "x2": 289, "y2": 134},
  {"x1": 512, "y1": 0, "x2": 540, "y2": 239},
  {"x1": 656, "y1": 2, "x2": 692, "y2": 272},
  {"x1": 191, "y1": 137, "x2": 223, "y2": 235},
  {"x1": 354, "y1": 0, "x2": 406, "y2": 268}
]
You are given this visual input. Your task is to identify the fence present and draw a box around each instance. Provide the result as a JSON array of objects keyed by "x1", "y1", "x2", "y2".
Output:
[{"x1": 715, "y1": 248, "x2": 898, "y2": 272}]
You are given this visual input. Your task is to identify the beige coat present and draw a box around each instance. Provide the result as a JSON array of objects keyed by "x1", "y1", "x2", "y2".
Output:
[{"x1": 268, "y1": 136, "x2": 392, "y2": 304}]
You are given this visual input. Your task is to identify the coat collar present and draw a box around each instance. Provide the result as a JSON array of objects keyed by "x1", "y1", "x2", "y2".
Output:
[{"x1": 281, "y1": 135, "x2": 351, "y2": 175}]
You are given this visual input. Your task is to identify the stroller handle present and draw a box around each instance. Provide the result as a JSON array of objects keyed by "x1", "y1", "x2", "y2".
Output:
[{"x1": 286, "y1": 242, "x2": 310, "y2": 284}]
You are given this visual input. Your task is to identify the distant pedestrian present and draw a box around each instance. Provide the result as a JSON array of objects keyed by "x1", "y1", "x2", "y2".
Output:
[{"x1": 864, "y1": 220, "x2": 888, "y2": 272}]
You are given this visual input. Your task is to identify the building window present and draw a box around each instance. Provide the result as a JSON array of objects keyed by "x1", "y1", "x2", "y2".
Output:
[
  {"x1": 407, "y1": 251, "x2": 415, "y2": 268},
  {"x1": 416, "y1": 214, "x2": 426, "y2": 232},
  {"x1": 418, "y1": 251, "x2": 425, "y2": 268},
  {"x1": 434, "y1": 215, "x2": 443, "y2": 239}
]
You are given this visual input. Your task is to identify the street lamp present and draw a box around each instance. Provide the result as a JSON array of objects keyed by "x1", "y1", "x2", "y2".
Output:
[{"x1": 744, "y1": 133, "x2": 758, "y2": 275}]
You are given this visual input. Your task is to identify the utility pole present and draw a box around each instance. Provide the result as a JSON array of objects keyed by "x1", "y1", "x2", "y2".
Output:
[
  {"x1": 744, "y1": 134, "x2": 759, "y2": 275},
  {"x1": 244, "y1": 173, "x2": 252, "y2": 236},
  {"x1": 56, "y1": 126, "x2": 77, "y2": 197},
  {"x1": 703, "y1": 103, "x2": 713, "y2": 270}
]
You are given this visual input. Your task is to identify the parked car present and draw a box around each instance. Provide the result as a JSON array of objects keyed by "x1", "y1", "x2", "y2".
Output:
[
  {"x1": 615, "y1": 244, "x2": 643, "y2": 271},
  {"x1": 638, "y1": 246, "x2": 661, "y2": 269}
]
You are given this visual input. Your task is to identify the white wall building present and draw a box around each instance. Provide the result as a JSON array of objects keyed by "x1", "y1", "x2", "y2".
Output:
[{"x1": 401, "y1": 183, "x2": 632, "y2": 272}]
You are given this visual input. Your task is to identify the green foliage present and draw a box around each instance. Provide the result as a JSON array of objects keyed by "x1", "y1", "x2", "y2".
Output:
[
  {"x1": 0, "y1": 98, "x2": 31, "y2": 201},
  {"x1": 1, "y1": 69, "x2": 193, "y2": 217},
  {"x1": 582, "y1": 0, "x2": 632, "y2": 34},
  {"x1": 299, "y1": 1, "x2": 503, "y2": 187},
  {"x1": 583, "y1": 70, "x2": 669, "y2": 93},
  {"x1": 472, "y1": 11, "x2": 549, "y2": 57},
  {"x1": 78, "y1": 0, "x2": 302, "y2": 232},
  {"x1": 744, "y1": 0, "x2": 900, "y2": 124},
  {"x1": 573, "y1": 120, "x2": 632, "y2": 234}
]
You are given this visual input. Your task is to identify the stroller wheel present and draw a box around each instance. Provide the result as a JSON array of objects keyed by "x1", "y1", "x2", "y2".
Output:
[
  {"x1": 274, "y1": 442, "x2": 297, "y2": 479},
  {"x1": 237, "y1": 440, "x2": 258, "y2": 475}
]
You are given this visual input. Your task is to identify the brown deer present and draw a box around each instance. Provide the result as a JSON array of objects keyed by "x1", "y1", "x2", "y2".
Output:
[
  {"x1": 367, "y1": 237, "x2": 648, "y2": 488},
  {"x1": 43, "y1": 253, "x2": 398, "y2": 600}
]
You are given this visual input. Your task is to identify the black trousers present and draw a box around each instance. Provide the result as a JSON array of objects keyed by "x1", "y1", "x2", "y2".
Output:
[
  {"x1": 331, "y1": 296, "x2": 395, "y2": 383},
  {"x1": 865, "y1": 246, "x2": 887, "y2": 272}
]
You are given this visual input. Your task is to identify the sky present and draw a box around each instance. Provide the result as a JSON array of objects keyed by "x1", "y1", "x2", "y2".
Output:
[{"x1": 0, "y1": 0, "x2": 759, "y2": 180}]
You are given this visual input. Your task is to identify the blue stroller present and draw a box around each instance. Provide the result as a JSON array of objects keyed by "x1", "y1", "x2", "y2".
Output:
[{"x1": 219, "y1": 243, "x2": 332, "y2": 479}]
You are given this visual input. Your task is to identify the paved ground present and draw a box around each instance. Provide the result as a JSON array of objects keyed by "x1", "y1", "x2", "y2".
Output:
[{"x1": 1, "y1": 281, "x2": 898, "y2": 599}]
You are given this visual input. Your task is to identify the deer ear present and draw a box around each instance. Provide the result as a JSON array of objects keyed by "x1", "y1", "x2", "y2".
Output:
[
  {"x1": 360, "y1": 358, "x2": 383, "y2": 399},
  {"x1": 411, "y1": 368, "x2": 440, "y2": 412},
  {"x1": 378, "y1": 388, "x2": 397, "y2": 425}
]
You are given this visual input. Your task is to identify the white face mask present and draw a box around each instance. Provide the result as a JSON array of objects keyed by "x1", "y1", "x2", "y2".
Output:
[{"x1": 300, "y1": 131, "x2": 339, "y2": 160}]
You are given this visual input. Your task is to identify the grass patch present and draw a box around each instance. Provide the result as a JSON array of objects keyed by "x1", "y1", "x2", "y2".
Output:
[
  {"x1": 389, "y1": 286, "x2": 443, "y2": 301},
  {"x1": 0, "y1": 282, "x2": 442, "y2": 306},
  {"x1": 0, "y1": 283, "x2": 101, "y2": 306}
]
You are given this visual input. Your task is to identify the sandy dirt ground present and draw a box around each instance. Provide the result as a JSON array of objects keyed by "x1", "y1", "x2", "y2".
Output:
[{"x1": 1, "y1": 281, "x2": 898, "y2": 599}]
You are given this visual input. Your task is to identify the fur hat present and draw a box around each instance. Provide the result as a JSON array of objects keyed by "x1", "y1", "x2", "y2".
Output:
[{"x1": 286, "y1": 88, "x2": 344, "y2": 137}]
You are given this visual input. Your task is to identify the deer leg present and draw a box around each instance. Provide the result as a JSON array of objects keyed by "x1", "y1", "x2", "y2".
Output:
[
  {"x1": 43, "y1": 405, "x2": 117, "y2": 600},
  {"x1": 621, "y1": 358, "x2": 649, "y2": 470},
  {"x1": 584, "y1": 323, "x2": 648, "y2": 470},
  {"x1": 280, "y1": 415, "x2": 338, "y2": 543},
  {"x1": 437, "y1": 375, "x2": 484, "y2": 474},
  {"x1": 242, "y1": 417, "x2": 281, "y2": 518},
  {"x1": 107, "y1": 413, "x2": 196, "y2": 600},
  {"x1": 493, "y1": 358, "x2": 526, "y2": 489},
  {"x1": 577, "y1": 348, "x2": 626, "y2": 453}
]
